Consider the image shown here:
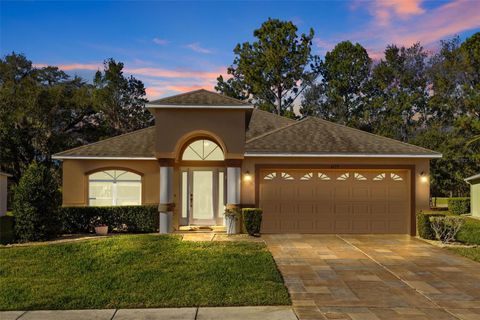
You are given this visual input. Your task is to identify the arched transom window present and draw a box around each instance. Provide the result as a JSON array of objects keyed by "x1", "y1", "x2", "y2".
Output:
[
  {"x1": 182, "y1": 139, "x2": 224, "y2": 161},
  {"x1": 89, "y1": 170, "x2": 141, "y2": 206}
]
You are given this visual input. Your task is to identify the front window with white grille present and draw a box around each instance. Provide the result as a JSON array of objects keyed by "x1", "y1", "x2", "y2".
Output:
[{"x1": 88, "y1": 170, "x2": 142, "y2": 206}]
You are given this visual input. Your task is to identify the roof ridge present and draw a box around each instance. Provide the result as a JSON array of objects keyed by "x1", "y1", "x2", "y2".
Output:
[
  {"x1": 245, "y1": 116, "x2": 309, "y2": 144},
  {"x1": 53, "y1": 126, "x2": 155, "y2": 157},
  {"x1": 149, "y1": 89, "x2": 250, "y2": 105},
  {"x1": 149, "y1": 89, "x2": 204, "y2": 104},
  {"x1": 310, "y1": 117, "x2": 440, "y2": 154}
]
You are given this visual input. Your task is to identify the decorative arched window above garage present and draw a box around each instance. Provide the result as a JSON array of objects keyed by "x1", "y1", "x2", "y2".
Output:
[
  {"x1": 88, "y1": 170, "x2": 141, "y2": 206},
  {"x1": 182, "y1": 139, "x2": 224, "y2": 161}
]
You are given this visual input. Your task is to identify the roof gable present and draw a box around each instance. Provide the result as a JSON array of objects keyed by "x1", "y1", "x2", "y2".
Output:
[
  {"x1": 245, "y1": 117, "x2": 441, "y2": 157},
  {"x1": 148, "y1": 89, "x2": 251, "y2": 107}
]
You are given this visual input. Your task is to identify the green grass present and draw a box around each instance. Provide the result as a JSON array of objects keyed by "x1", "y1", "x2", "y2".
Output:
[
  {"x1": 448, "y1": 247, "x2": 480, "y2": 263},
  {"x1": 432, "y1": 197, "x2": 449, "y2": 207},
  {"x1": 0, "y1": 235, "x2": 290, "y2": 310}
]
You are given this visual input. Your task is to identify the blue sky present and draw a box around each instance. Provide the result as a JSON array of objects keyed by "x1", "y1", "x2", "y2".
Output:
[{"x1": 1, "y1": 0, "x2": 479, "y2": 99}]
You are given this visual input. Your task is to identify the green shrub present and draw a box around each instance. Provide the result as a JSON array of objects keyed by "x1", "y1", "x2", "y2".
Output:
[
  {"x1": 60, "y1": 205, "x2": 159, "y2": 233},
  {"x1": 448, "y1": 198, "x2": 470, "y2": 215},
  {"x1": 429, "y1": 216, "x2": 465, "y2": 243},
  {"x1": 13, "y1": 163, "x2": 61, "y2": 242},
  {"x1": 0, "y1": 215, "x2": 15, "y2": 244},
  {"x1": 242, "y1": 208, "x2": 263, "y2": 236},
  {"x1": 457, "y1": 217, "x2": 480, "y2": 245},
  {"x1": 416, "y1": 211, "x2": 445, "y2": 239}
]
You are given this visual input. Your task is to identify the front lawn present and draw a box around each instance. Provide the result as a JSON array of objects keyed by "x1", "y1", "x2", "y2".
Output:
[
  {"x1": 0, "y1": 235, "x2": 290, "y2": 310},
  {"x1": 431, "y1": 197, "x2": 448, "y2": 208},
  {"x1": 448, "y1": 247, "x2": 480, "y2": 263}
]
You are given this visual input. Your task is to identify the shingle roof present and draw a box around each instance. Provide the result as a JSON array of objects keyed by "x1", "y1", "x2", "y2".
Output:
[
  {"x1": 53, "y1": 127, "x2": 156, "y2": 158},
  {"x1": 53, "y1": 111, "x2": 441, "y2": 159},
  {"x1": 148, "y1": 89, "x2": 251, "y2": 107},
  {"x1": 245, "y1": 117, "x2": 441, "y2": 156},
  {"x1": 246, "y1": 109, "x2": 295, "y2": 140}
]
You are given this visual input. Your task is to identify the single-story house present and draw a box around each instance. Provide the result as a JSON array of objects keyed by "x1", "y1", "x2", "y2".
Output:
[
  {"x1": 53, "y1": 89, "x2": 441, "y2": 235},
  {"x1": 465, "y1": 174, "x2": 480, "y2": 217},
  {"x1": 0, "y1": 172, "x2": 12, "y2": 216}
]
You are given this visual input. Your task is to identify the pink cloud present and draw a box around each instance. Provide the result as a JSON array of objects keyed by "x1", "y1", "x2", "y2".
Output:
[
  {"x1": 145, "y1": 87, "x2": 165, "y2": 98},
  {"x1": 34, "y1": 63, "x2": 101, "y2": 70},
  {"x1": 377, "y1": 0, "x2": 424, "y2": 17},
  {"x1": 346, "y1": 0, "x2": 480, "y2": 58},
  {"x1": 389, "y1": 0, "x2": 480, "y2": 47},
  {"x1": 125, "y1": 67, "x2": 226, "y2": 80},
  {"x1": 184, "y1": 42, "x2": 212, "y2": 54},
  {"x1": 166, "y1": 84, "x2": 212, "y2": 92},
  {"x1": 361, "y1": 0, "x2": 425, "y2": 26}
]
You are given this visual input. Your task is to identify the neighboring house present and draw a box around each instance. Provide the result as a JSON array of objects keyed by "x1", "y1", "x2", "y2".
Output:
[
  {"x1": 0, "y1": 172, "x2": 12, "y2": 216},
  {"x1": 465, "y1": 174, "x2": 480, "y2": 217},
  {"x1": 53, "y1": 89, "x2": 441, "y2": 235}
]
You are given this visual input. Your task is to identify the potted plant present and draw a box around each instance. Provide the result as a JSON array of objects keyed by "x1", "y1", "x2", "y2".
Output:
[
  {"x1": 224, "y1": 207, "x2": 240, "y2": 235},
  {"x1": 91, "y1": 216, "x2": 108, "y2": 236}
]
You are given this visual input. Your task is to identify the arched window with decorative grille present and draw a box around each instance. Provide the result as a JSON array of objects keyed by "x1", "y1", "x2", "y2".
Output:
[
  {"x1": 88, "y1": 170, "x2": 142, "y2": 206},
  {"x1": 182, "y1": 139, "x2": 224, "y2": 161}
]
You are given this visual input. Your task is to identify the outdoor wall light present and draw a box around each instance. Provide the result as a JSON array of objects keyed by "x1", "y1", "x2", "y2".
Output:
[
  {"x1": 420, "y1": 171, "x2": 428, "y2": 183},
  {"x1": 243, "y1": 171, "x2": 252, "y2": 182}
]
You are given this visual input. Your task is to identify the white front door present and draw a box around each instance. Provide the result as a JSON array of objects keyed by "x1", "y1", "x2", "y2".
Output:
[{"x1": 180, "y1": 168, "x2": 225, "y2": 226}]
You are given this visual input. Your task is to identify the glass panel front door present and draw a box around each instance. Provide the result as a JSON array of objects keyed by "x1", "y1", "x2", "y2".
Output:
[
  {"x1": 192, "y1": 170, "x2": 214, "y2": 225},
  {"x1": 180, "y1": 168, "x2": 225, "y2": 226}
]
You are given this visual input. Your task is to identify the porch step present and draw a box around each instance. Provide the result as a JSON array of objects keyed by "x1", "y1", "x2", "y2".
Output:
[{"x1": 176, "y1": 225, "x2": 226, "y2": 233}]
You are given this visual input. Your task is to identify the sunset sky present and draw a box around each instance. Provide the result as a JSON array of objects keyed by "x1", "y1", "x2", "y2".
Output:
[{"x1": 1, "y1": 0, "x2": 479, "y2": 99}]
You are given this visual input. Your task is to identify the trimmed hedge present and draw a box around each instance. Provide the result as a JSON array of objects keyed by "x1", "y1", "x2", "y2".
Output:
[
  {"x1": 448, "y1": 198, "x2": 470, "y2": 215},
  {"x1": 0, "y1": 215, "x2": 15, "y2": 244},
  {"x1": 416, "y1": 211, "x2": 445, "y2": 240},
  {"x1": 60, "y1": 205, "x2": 159, "y2": 233},
  {"x1": 242, "y1": 208, "x2": 263, "y2": 236}
]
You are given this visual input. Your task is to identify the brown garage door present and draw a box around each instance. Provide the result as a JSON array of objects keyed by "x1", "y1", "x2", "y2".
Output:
[{"x1": 259, "y1": 169, "x2": 410, "y2": 234}]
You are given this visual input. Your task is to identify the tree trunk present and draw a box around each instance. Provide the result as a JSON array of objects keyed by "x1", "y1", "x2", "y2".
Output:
[{"x1": 277, "y1": 86, "x2": 282, "y2": 115}]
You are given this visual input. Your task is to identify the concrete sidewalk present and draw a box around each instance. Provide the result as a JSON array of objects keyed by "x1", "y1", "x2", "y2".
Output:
[{"x1": 1, "y1": 306, "x2": 297, "y2": 320}]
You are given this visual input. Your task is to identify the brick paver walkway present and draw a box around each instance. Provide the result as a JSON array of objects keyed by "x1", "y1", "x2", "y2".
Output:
[{"x1": 264, "y1": 234, "x2": 480, "y2": 320}]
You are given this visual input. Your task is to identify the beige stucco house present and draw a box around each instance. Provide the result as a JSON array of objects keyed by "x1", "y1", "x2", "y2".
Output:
[
  {"x1": 53, "y1": 89, "x2": 441, "y2": 235},
  {"x1": 0, "y1": 172, "x2": 12, "y2": 216}
]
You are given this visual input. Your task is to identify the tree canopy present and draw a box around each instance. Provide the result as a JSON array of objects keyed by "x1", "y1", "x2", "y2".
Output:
[
  {"x1": 0, "y1": 53, "x2": 151, "y2": 182},
  {"x1": 216, "y1": 18, "x2": 320, "y2": 117}
]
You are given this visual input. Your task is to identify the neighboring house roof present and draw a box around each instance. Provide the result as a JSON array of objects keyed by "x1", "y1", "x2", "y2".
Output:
[
  {"x1": 465, "y1": 173, "x2": 480, "y2": 183},
  {"x1": 53, "y1": 110, "x2": 441, "y2": 159},
  {"x1": 245, "y1": 117, "x2": 441, "y2": 158},
  {"x1": 0, "y1": 172, "x2": 12, "y2": 177},
  {"x1": 147, "y1": 89, "x2": 252, "y2": 109}
]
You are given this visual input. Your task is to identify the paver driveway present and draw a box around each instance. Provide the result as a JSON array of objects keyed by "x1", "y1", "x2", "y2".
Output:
[{"x1": 265, "y1": 234, "x2": 480, "y2": 320}]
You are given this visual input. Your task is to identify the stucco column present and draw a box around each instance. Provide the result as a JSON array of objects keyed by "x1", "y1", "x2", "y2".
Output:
[
  {"x1": 227, "y1": 167, "x2": 241, "y2": 207},
  {"x1": 159, "y1": 160, "x2": 174, "y2": 234},
  {"x1": 226, "y1": 159, "x2": 242, "y2": 211}
]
